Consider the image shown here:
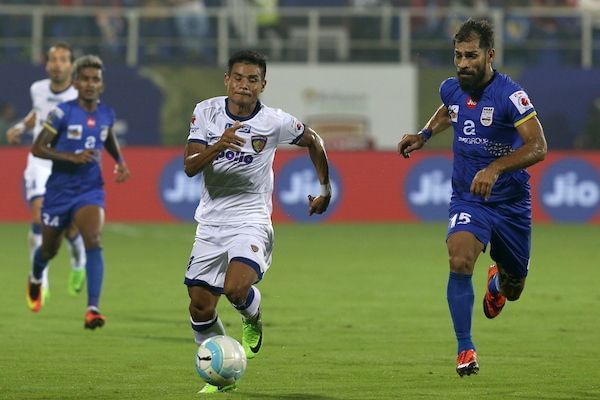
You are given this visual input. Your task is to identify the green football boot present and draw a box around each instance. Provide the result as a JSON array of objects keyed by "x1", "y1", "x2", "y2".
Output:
[
  {"x1": 68, "y1": 268, "x2": 86, "y2": 296},
  {"x1": 197, "y1": 383, "x2": 236, "y2": 394},
  {"x1": 241, "y1": 311, "x2": 262, "y2": 359}
]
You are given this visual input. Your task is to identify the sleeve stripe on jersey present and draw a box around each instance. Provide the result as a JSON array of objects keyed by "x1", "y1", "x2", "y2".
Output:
[
  {"x1": 43, "y1": 123, "x2": 57, "y2": 134},
  {"x1": 291, "y1": 133, "x2": 304, "y2": 145},
  {"x1": 514, "y1": 111, "x2": 537, "y2": 128},
  {"x1": 188, "y1": 138, "x2": 207, "y2": 145}
]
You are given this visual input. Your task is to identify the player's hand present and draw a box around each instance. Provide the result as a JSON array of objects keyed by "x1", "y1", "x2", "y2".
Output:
[
  {"x1": 470, "y1": 166, "x2": 500, "y2": 201},
  {"x1": 70, "y1": 149, "x2": 96, "y2": 164},
  {"x1": 217, "y1": 121, "x2": 246, "y2": 152},
  {"x1": 397, "y1": 133, "x2": 425, "y2": 158},
  {"x1": 308, "y1": 194, "x2": 331, "y2": 216},
  {"x1": 114, "y1": 162, "x2": 130, "y2": 183},
  {"x1": 6, "y1": 126, "x2": 23, "y2": 144}
]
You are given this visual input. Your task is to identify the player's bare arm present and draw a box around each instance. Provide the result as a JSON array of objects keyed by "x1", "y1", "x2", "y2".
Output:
[
  {"x1": 470, "y1": 116, "x2": 547, "y2": 200},
  {"x1": 5, "y1": 110, "x2": 36, "y2": 144},
  {"x1": 397, "y1": 104, "x2": 452, "y2": 158},
  {"x1": 31, "y1": 127, "x2": 95, "y2": 164},
  {"x1": 184, "y1": 122, "x2": 247, "y2": 177},
  {"x1": 295, "y1": 126, "x2": 331, "y2": 215},
  {"x1": 104, "y1": 127, "x2": 130, "y2": 183}
]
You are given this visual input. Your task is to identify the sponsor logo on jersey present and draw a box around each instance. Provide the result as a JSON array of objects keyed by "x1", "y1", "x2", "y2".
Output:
[
  {"x1": 86, "y1": 116, "x2": 96, "y2": 128},
  {"x1": 225, "y1": 122, "x2": 251, "y2": 134},
  {"x1": 540, "y1": 158, "x2": 600, "y2": 222},
  {"x1": 159, "y1": 156, "x2": 202, "y2": 221},
  {"x1": 275, "y1": 157, "x2": 340, "y2": 222},
  {"x1": 215, "y1": 150, "x2": 254, "y2": 164},
  {"x1": 251, "y1": 135, "x2": 267, "y2": 153},
  {"x1": 480, "y1": 107, "x2": 494, "y2": 127},
  {"x1": 67, "y1": 125, "x2": 83, "y2": 140},
  {"x1": 448, "y1": 105, "x2": 459, "y2": 123},
  {"x1": 466, "y1": 97, "x2": 477, "y2": 109},
  {"x1": 190, "y1": 115, "x2": 196, "y2": 127},
  {"x1": 100, "y1": 126, "x2": 109, "y2": 142},
  {"x1": 405, "y1": 157, "x2": 453, "y2": 221},
  {"x1": 509, "y1": 90, "x2": 534, "y2": 114}
]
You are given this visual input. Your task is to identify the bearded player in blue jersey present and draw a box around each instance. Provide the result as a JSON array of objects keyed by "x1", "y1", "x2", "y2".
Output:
[
  {"x1": 398, "y1": 19, "x2": 547, "y2": 377},
  {"x1": 26, "y1": 55, "x2": 130, "y2": 329}
]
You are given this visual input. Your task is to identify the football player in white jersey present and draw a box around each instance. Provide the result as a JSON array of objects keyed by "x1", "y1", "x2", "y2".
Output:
[
  {"x1": 4, "y1": 43, "x2": 87, "y2": 301},
  {"x1": 184, "y1": 50, "x2": 332, "y2": 394}
]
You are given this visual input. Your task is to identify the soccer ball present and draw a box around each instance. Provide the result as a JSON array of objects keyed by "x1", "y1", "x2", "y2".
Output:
[{"x1": 195, "y1": 335, "x2": 247, "y2": 387}]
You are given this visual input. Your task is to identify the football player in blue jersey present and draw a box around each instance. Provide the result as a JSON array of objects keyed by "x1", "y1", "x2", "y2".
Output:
[
  {"x1": 398, "y1": 19, "x2": 547, "y2": 377},
  {"x1": 26, "y1": 55, "x2": 130, "y2": 330},
  {"x1": 5, "y1": 43, "x2": 87, "y2": 302}
]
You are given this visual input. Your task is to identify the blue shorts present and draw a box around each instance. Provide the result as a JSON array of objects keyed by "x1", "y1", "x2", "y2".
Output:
[
  {"x1": 446, "y1": 197, "x2": 532, "y2": 278},
  {"x1": 41, "y1": 188, "x2": 105, "y2": 231}
]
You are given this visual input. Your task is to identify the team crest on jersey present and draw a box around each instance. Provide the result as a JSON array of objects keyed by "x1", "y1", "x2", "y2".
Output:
[
  {"x1": 251, "y1": 135, "x2": 268, "y2": 153},
  {"x1": 67, "y1": 125, "x2": 83, "y2": 139},
  {"x1": 480, "y1": 107, "x2": 494, "y2": 127},
  {"x1": 448, "y1": 105, "x2": 459, "y2": 122},
  {"x1": 466, "y1": 97, "x2": 477, "y2": 109},
  {"x1": 292, "y1": 119, "x2": 304, "y2": 135},
  {"x1": 509, "y1": 90, "x2": 534, "y2": 115}
]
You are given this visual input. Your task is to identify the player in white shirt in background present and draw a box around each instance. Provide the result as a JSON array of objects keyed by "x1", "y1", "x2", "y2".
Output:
[
  {"x1": 183, "y1": 50, "x2": 332, "y2": 394},
  {"x1": 5, "y1": 42, "x2": 87, "y2": 302}
]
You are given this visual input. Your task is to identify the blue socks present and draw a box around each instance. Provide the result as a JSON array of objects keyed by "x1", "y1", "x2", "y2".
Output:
[
  {"x1": 32, "y1": 248, "x2": 48, "y2": 281},
  {"x1": 447, "y1": 272, "x2": 475, "y2": 354},
  {"x1": 31, "y1": 223, "x2": 42, "y2": 234},
  {"x1": 85, "y1": 247, "x2": 104, "y2": 308}
]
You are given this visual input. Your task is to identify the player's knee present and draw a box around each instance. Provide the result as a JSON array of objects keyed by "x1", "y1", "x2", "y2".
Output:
[
  {"x1": 189, "y1": 302, "x2": 214, "y2": 322},
  {"x1": 82, "y1": 233, "x2": 102, "y2": 249},
  {"x1": 503, "y1": 286, "x2": 523, "y2": 301},
  {"x1": 39, "y1": 245, "x2": 59, "y2": 260},
  {"x1": 448, "y1": 254, "x2": 475, "y2": 274}
]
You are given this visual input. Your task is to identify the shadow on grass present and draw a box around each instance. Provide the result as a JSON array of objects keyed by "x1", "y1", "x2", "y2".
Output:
[{"x1": 232, "y1": 393, "x2": 338, "y2": 400}]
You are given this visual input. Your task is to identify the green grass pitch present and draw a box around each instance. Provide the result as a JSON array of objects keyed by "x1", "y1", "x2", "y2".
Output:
[{"x1": 1, "y1": 222, "x2": 599, "y2": 399}]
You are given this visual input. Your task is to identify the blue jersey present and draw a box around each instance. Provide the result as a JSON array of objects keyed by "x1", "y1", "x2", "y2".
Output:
[
  {"x1": 43, "y1": 99, "x2": 115, "y2": 194},
  {"x1": 440, "y1": 71, "x2": 537, "y2": 203}
]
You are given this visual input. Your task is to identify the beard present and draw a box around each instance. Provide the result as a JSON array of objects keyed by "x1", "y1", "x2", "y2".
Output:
[{"x1": 457, "y1": 67, "x2": 486, "y2": 94}]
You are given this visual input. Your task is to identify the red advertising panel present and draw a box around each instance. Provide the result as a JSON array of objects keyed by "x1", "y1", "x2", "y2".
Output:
[{"x1": 1, "y1": 148, "x2": 598, "y2": 224}]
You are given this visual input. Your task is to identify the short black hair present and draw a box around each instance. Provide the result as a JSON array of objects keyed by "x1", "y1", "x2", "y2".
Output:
[
  {"x1": 48, "y1": 41, "x2": 74, "y2": 63},
  {"x1": 228, "y1": 50, "x2": 267, "y2": 79},
  {"x1": 454, "y1": 18, "x2": 494, "y2": 50},
  {"x1": 73, "y1": 55, "x2": 104, "y2": 78}
]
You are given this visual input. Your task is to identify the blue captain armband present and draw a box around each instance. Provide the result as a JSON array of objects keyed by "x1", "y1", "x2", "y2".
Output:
[{"x1": 418, "y1": 128, "x2": 433, "y2": 142}]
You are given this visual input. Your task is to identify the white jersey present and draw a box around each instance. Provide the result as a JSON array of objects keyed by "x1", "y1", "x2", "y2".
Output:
[
  {"x1": 188, "y1": 96, "x2": 305, "y2": 225},
  {"x1": 23, "y1": 79, "x2": 78, "y2": 200},
  {"x1": 27, "y1": 79, "x2": 78, "y2": 168}
]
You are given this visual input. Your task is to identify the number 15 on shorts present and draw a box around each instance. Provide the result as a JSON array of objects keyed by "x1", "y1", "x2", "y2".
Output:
[{"x1": 449, "y1": 212, "x2": 471, "y2": 228}]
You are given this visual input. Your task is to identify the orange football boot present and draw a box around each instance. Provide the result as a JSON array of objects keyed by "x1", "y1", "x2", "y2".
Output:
[
  {"x1": 456, "y1": 349, "x2": 479, "y2": 377},
  {"x1": 26, "y1": 276, "x2": 43, "y2": 312},
  {"x1": 483, "y1": 265, "x2": 506, "y2": 319},
  {"x1": 84, "y1": 309, "x2": 106, "y2": 330}
]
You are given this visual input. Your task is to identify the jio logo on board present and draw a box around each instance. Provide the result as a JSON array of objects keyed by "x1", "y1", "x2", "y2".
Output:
[
  {"x1": 275, "y1": 157, "x2": 341, "y2": 222},
  {"x1": 405, "y1": 157, "x2": 453, "y2": 221},
  {"x1": 159, "y1": 156, "x2": 201, "y2": 221},
  {"x1": 540, "y1": 158, "x2": 600, "y2": 222}
]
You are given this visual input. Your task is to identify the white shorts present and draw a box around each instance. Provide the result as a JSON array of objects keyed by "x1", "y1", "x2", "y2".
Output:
[
  {"x1": 24, "y1": 154, "x2": 52, "y2": 202},
  {"x1": 184, "y1": 223, "x2": 274, "y2": 293}
]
